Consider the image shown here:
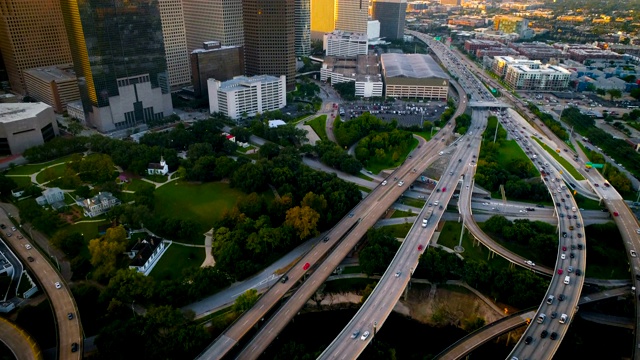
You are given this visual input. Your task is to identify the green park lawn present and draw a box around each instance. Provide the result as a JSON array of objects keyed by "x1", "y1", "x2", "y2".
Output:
[
  {"x1": 124, "y1": 178, "x2": 155, "y2": 192},
  {"x1": 495, "y1": 139, "x2": 530, "y2": 167},
  {"x1": 437, "y1": 222, "x2": 514, "y2": 271},
  {"x1": 67, "y1": 220, "x2": 111, "y2": 241},
  {"x1": 5, "y1": 154, "x2": 76, "y2": 176},
  {"x1": 380, "y1": 223, "x2": 412, "y2": 238},
  {"x1": 402, "y1": 197, "x2": 426, "y2": 208},
  {"x1": 35, "y1": 163, "x2": 67, "y2": 184},
  {"x1": 307, "y1": 115, "x2": 328, "y2": 141},
  {"x1": 390, "y1": 209, "x2": 415, "y2": 218},
  {"x1": 411, "y1": 130, "x2": 433, "y2": 141},
  {"x1": 154, "y1": 181, "x2": 246, "y2": 230},
  {"x1": 532, "y1": 137, "x2": 585, "y2": 180},
  {"x1": 149, "y1": 244, "x2": 205, "y2": 282},
  {"x1": 364, "y1": 137, "x2": 419, "y2": 174},
  {"x1": 10, "y1": 176, "x2": 32, "y2": 188}
]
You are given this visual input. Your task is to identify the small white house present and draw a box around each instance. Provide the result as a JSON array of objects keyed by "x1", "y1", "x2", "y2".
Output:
[
  {"x1": 128, "y1": 236, "x2": 171, "y2": 276},
  {"x1": 36, "y1": 187, "x2": 65, "y2": 206},
  {"x1": 147, "y1": 156, "x2": 168, "y2": 176},
  {"x1": 268, "y1": 119, "x2": 286, "y2": 128}
]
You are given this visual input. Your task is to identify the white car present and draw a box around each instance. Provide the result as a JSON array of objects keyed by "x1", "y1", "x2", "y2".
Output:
[
  {"x1": 54, "y1": 282, "x2": 62, "y2": 289},
  {"x1": 24, "y1": 244, "x2": 32, "y2": 250},
  {"x1": 636, "y1": 229, "x2": 640, "y2": 235},
  {"x1": 398, "y1": 181, "x2": 405, "y2": 187},
  {"x1": 561, "y1": 254, "x2": 566, "y2": 260},
  {"x1": 525, "y1": 260, "x2": 535, "y2": 266},
  {"x1": 381, "y1": 180, "x2": 387, "y2": 186},
  {"x1": 360, "y1": 331, "x2": 370, "y2": 341},
  {"x1": 631, "y1": 250, "x2": 637, "y2": 258}
]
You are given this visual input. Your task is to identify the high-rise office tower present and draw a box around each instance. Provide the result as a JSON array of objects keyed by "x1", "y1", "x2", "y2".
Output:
[
  {"x1": 310, "y1": 0, "x2": 335, "y2": 40},
  {"x1": 243, "y1": 0, "x2": 296, "y2": 91},
  {"x1": 295, "y1": 0, "x2": 311, "y2": 56},
  {"x1": 335, "y1": 0, "x2": 368, "y2": 34},
  {"x1": 158, "y1": 0, "x2": 191, "y2": 89},
  {"x1": 372, "y1": 0, "x2": 407, "y2": 40},
  {"x1": 182, "y1": 0, "x2": 244, "y2": 52},
  {"x1": 60, "y1": 0, "x2": 173, "y2": 133},
  {"x1": 0, "y1": 0, "x2": 73, "y2": 95}
]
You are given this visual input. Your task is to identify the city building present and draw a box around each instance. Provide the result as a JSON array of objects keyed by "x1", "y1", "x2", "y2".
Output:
[
  {"x1": 371, "y1": 0, "x2": 407, "y2": 40},
  {"x1": 128, "y1": 235, "x2": 170, "y2": 276},
  {"x1": 381, "y1": 54, "x2": 448, "y2": 100},
  {"x1": 324, "y1": 31, "x2": 368, "y2": 57},
  {"x1": 367, "y1": 21, "x2": 381, "y2": 40},
  {"x1": 448, "y1": 17, "x2": 486, "y2": 27},
  {"x1": 335, "y1": 0, "x2": 368, "y2": 34},
  {"x1": 0, "y1": 102, "x2": 58, "y2": 155},
  {"x1": 440, "y1": 0, "x2": 460, "y2": 6},
  {"x1": 477, "y1": 47, "x2": 519, "y2": 58},
  {"x1": 243, "y1": 0, "x2": 296, "y2": 91},
  {"x1": 208, "y1": 75, "x2": 287, "y2": 120},
  {"x1": 36, "y1": 187, "x2": 65, "y2": 207},
  {"x1": 491, "y1": 56, "x2": 539, "y2": 77},
  {"x1": 464, "y1": 39, "x2": 504, "y2": 55},
  {"x1": 0, "y1": 0, "x2": 73, "y2": 94},
  {"x1": 557, "y1": 44, "x2": 623, "y2": 63},
  {"x1": 60, "y1": 0, "x2": 173, "y2": 133},
  {"x1": 190, "y1": 41, "x2": 244, "y2": 98},
  {"x1": 504, "y1": 62, "x2": 571, "y2": 91},
  {"x1": 510, "y1": 42, "x2": 566, "y2": 62},
  {"x1": 23, "y1": 64, "x2": 80, "y2": 113},
  {"x1": 158, "y1": 0, "x2": 191, "y2": 89},
  {"x1": 79, "y1": 192, "x2": 121, "y2": 218},
  {"x1": 295, "y1": 0, "x2": 311, "y2": 56},
  {"x1": 310, "y1": 0, "x2": 335, "y2": 39},
  {"x1": 493, "y1": 15, "x2": 529, "y2": 36},
  {"x1": 182, "y1": 0, "x2": 244, "y2": 51},
  {"x1": 66, "y1": 100, "x2": 85, "y2": 123},
  {"x1": 320, "y1": 55, "x2": 383, "y2": 97}
]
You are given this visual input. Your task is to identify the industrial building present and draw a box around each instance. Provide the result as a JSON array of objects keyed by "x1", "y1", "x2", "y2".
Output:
[
  {"x1": 381, "y1": 54, "x2": 449, "y2": 100},
  {"x1": 324, "y1": 31, "x2": 368, "y2": 57},
  {"x1": 320, "y1": 55, "x2": 383, "y2": 97},
  {"x1": 208, "y1": 75, "x2": 287, "y2": 120},
  {"x1": 23, "y1": 64, "x2": 80, "y2": 113},
  {"x1": 0, "y1": 102, "x2": 59, "y2": 155},
  {"x1": 190, "y1": 41, "x2": 244, "y2": 98}
]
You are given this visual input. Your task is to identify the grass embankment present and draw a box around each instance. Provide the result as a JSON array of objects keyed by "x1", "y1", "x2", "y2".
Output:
[
  {"x1": 307, "y1": 115, "x2": 328, "y2": 141},
  {"x1": 437, "y1": 222, "x2": 510, "y2": 271},
  {"x1": 532, "y1": 137, "x2": 585, "y2": 180},
  {"x1": 5, "y1": 154, "x2": 77, "y2": 176},
  {"x1": 364, "y1": 137, "x2": 419, "y2": 174},
  {"x1": 149, "y1": 244, "x2": 206, "y2": 281}
]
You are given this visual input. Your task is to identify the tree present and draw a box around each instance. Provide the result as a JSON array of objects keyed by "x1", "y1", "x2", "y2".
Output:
[
  {"x1": 233, "y1": 289, "x2": 259, "y2": 314},
  {"x1": 88, "y1": 226, "x2": 128, "y2": 280},
  {"x1": 606, "y1": 88, "x2": 622, "y2": 101},
  {"x1": 284, "y1": 206, "x2": 320, "y2": 240},
  {"x1": 50, "y1": 230, "x2": 85, "y2": 258},
  {"x1": 100, "y1": 268, "x2": 155, "y2": 305},
  {"x1": 631, "y1": 88, "x2": 640, "y2": 100},
  {"x1": 66, "y1": 120, "x2": 84, "y2": 136}
]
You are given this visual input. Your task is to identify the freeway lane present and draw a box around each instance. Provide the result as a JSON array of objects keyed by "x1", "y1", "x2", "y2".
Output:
[
  {"x1": 0, "y1": 204, "x2": 82, "y2": 360},
  {"x1": 318, "y1": 109, "x2": 487, "y2": 359}
]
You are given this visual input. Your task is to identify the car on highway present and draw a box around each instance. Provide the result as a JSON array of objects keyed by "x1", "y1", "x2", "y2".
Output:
[
  {"x1": 613, "y1": 211, "x2": 619, "y2": 217},
  {"x1": 0, "y1": 224, "x2": 5, "y2": 230},
  {"x1": 561, "y1": 254, "x2": 566, "y2": 260},
  {"x1": 524, "y1": 335, "x2": 533, "y2": 344},
  {"x1": 559, "y1": 314, "x2": 568, "y2": 324},
  {"x1": 303, "y1": 262, "x2": 310, "y2": 270},
  {"x1": 381, "y1": 180, "x2": 387, "y2": 186},
  {"x1": 55, "y1": 282, "x2": 62, "y2": 289},
  {"x1": 71, "y1": 343, "x2": 79, "y2": 353},
  {"x1": 27, "y1": 256, "x2": 34, "y2": 262},
  {"x1": 11, "y1": 226, "x2": 16, "y2": 232},
  {"x1": 558, "y1": 269, "x2": 563, "y2": 275},
  {"x1": 442, "y1": 187, "x2": 446, "y2": 192},
  {"x1": 351, "y1": 330, "x2": 360, "y2": 339},
  {"x1": 524, "y1": 260, "x2": 535, "y2": 266},
  {"x1": 418, "y1": 244, "x2": 424, "y2": 251},
  {"x1": 550, "y1": 332, "x2": 558, "y2": 340},
  {"x1": 395, "y1": 271, "x2": 401, "y2": 277},
  {"x1": 562, "y1": 246, "x2": 567, "y2": 251},
  {"x1": 24, "y1": 244, "x2": 31, "y2": 250},
  {"x1": 558, "y1": 294, "x2": 565, "y2": 301},
  {"x1": 541, "y1": 330, "x2": 548, "y2": 338},
  {"x1": 322, "y1": 236, "x2": 329, "y2": 243},
  {"x1": 68, "y1": 312, "x2": 74, "y2": 320},
  {"x1": 5, "y1": 232, "x2": 11, "y2": 237},
  {"x1": 280, "y1": 275, "x2": 289, "y2": 283},
  {"x1": 631, "y1": 250, "x2": 637, "y2": 257},
  {"x1": 398, "y1": 181, "x2": 405, "y2": 187},
  {"x1": 575, "y1": 269, "x2": 582, "y2": 276},
  {"x1": 360, "y1": 331, "x2": 370, "y2": 341}
]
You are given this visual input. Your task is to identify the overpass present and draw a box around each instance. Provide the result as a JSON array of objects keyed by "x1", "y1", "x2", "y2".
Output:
[
  {"x1": 579, "y1": 311, "x2": 635, "y2": 329},
  {"x1": 436, "y1": 286, "x2": 630, "y2": 359},
  {"x1": 0, "y1": 317, "x2": 42, "y2": 360}
]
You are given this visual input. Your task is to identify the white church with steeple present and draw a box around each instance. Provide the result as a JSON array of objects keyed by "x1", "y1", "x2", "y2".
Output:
[{"x1": 147, "y1": 156, "x2": 169, "y2": 176}]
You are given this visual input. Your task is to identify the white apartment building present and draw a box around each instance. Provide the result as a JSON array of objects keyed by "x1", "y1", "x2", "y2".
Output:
[
  {"x1": 208, "y1": 75, "x2": 287, "y2": 120},
  {"x1": 323, "y1": 31, "x2": 368, "y2": 57},
  {"x1": 158, "y1": 0, "x2": 191, "y2": 89},
  {"x1": 504, "y1": 62, "x2": 571, "y2": 91},
  {"x1": 491, "y1": 56, "x2": 540, "y2": 77}
]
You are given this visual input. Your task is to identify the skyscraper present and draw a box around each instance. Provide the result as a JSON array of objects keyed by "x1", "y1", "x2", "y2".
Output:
[
  {"x1": 0, "y1": 0, "x2": 73, "y2": 95},
  {"x1": 310, "y1": 0, "x2": 335, "y2": 40},
  {"x1": 295, "y1": 0, "x2": 311, "y2": 56},
  {"x1": 372, "y1": 0, "x2": 407, "y2": 40},
  {"x1": 335, "y1": 0, "x2": 368, "y2": 34},
  {"x1": 182, "y1": 0, "x2": 244, "y2": 51},
  {"x1": 60, "y1": 0, "x2": 173, "y2": 133},
  {"x1": 158, "y1": 0, "x2": 191, "y2": 89},
  {"x1": 243, "y1": 0, "x2": 296, "y2": 91}
]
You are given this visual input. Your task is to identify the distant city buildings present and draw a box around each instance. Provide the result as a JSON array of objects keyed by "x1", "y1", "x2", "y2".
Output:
[
  {"x1": 0, "y1": 102, "x2": 58, "y2": 155},
  {"x1": 320, "y1": 55, "x2": 383, "y2": 97},
  {"x1": 23, "y1": 64, "x2": 80, "y2": 113},
  {"x1": 208, "y1": 75, "x2": 287, "y2": 120},
  {"x1": 0, "y1": 0, "x2": 73, "y2": 94},
  {"x1": 371, "y1": 0, "x2": 407, "y2": 40},
  {"x1": 493, "y1": 15, "x2": 530, "y2": 37},
  {"x1": 491, "y1": 56, "x2": 570, "y2": 91},
  {"x1": 60, "y1": 0, "x2": 173, "y2": 133},
  {"x1": 324, "y1": 31, "x2": 368, "y2": 57},
  {"x1": 158, "y1": 0, "x2": 191, "y2": 89},
  {"x1": 381, "y1": 54, "x2": 449, "y2": 100},
  {"x1": 182, "y1": 0, "x2": 244, "y2": 50},
  {"x1": 190, "y1": 41, "x2": 245, "y2": 98},
  {"x1": 243, "y1": 0, "x2": 296, "y2": 91}
]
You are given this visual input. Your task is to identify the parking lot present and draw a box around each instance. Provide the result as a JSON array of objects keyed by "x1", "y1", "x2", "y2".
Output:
[{"x1": 339, "y1": 99, "x2": 449, "y2": 127}]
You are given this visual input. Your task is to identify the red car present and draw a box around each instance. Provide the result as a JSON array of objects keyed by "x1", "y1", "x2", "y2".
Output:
[
  {"x1": 557, "y1": 269, "x2": 563, "y2": 275},
  {"x1": 418, "y1": 244, "x2": 424, "y2": 251},
  {"x1": 303, "y1": 262, "x2": 310, "y2": 270},
  {"x1": 442, "y1": 187, "x2": 446, "y2": 192},
  {"x1": 613, "y1": 212, "x2": 619, "y2": 217},
  {"x1": 562, "y1": 246, "x2": 567, "y2": 251}
]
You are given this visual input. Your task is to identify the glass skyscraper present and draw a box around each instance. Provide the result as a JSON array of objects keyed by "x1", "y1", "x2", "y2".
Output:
[{"x1": 60, "y1": 0, "x2": 173, "y2": 133}]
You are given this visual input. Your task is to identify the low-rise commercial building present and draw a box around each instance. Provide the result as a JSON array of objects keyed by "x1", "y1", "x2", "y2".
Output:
[
  {"x1": 190, "y1": 41, "x2": 244, "y2": 98},
  {"x1": 23, "y1": 64, "x2": 80, "y2": 113},
  {"x1": 208, "y1": 75, "x2": 286, "y2": 120},
  {"x1": 321, "y1": 55, "x2": 383, "y2": 97},
  {"x1": 324, "y1": 31, "x2": 368, "y2": 57},
  {"x1": 0, "y1": 102, "x2": 58, "y2": 155},
  {"x1": 381, "y1": 53, "x2": 449, "y2": 100},
  {"x1": 464, "y1": 39, "x2": 504, "y2": 55}
]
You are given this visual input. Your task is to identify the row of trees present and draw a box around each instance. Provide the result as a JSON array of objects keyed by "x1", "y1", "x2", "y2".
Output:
[
  {"x1": 313, "y1": 140, "x2": 363, "y2": 175},
  {"x1": 454, "y1": 113, "x2": 472, "y2": 135},
  {"x1": 528, "y1": 104, "x2": 569, "y2": 141},
  {"x1": 483, "y1": 216, "x2": 558, "y2": 264},
  {"x1": 333, "y1": 113, "x2": 396, "y2": 147},
  {"x1": 354, "y1": 129, "x2": 414, "y2": 167}
]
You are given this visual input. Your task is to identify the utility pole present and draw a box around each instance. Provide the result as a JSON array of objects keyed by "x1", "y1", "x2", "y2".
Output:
[{"x1": 493, "y1": 119, "x2": 499, "y2": 143}]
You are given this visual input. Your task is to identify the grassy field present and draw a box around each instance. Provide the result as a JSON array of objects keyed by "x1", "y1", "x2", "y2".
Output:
[
  {"x1": 402, "y1": 197, "x2": 426, "y2": 208},
  {"x1": 5, "y1": 154, "x2": 76, "y2": 176},
  {"x1": 573, "y1": 193, "x2": 603, "y2": 210},
  {"x1": 477, "y1": 222, "x2": 554, "y2": 268},
  {"x1": 495, "y1": 140, "x2": 530, "y2": 167},
  {"x1": 149, "y1": 243, "x2": 205, "y2": 282},
  {"x1": 124, "y1": 178, "x2": 155, "y2": 192},
  {"x1": 532, "y1": 137, "x2": 585, "y2": 180},
  {"x1": 154, "y1": 181, "x2": 246, "y2": 230},
  {"x1": 35, "y1": 163, "x2": 66, "y2": 184},
  {"x1": 307, "y1": 115, "x2": 328, "y2": 141},
  {"x1": 67, "y1": 220, "x2": 111, "y2": 241},
  {"x1": 357, "y1": 185, "x2": 371, "y2": 193},
  {"x1": 410, "y1": 130, "x2": 433, "y2": 141},
  {"x1": 10, "y1": 176, "x2": 32, "y2": 188},
  {"x1": 364, "y1": 137, "x2": 419, "y2": 174},
  {"x1": 390, "y1": 209, "x2": 415, "y2": 218},
  {"x1": 435, "y1": 222, "x2": 511, "y2": 271},
  {"x1": 380, "y1": 223, "x2": 412, "y2": 238}
]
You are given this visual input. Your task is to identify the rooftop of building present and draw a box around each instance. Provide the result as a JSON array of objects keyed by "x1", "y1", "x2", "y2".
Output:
[
  {"x1": 130, "y1": 236, "x2": 164, "y2": 267},
  {"x1": 325, "y1": 31, "x2": 368, "y2": 41},
  {"x1": 0, "y1": 102, "x2": 51, "y2": 123},
  {"x1": 324, "y1": 55, "x2": 382, "y2": 82},
  {"x1": 23, "y1": 64, "x2": 76, "y2": 83},
  {"x1": 217, "y1": 75, "x2": 283, "y2": 92},
  {"x1": 466, "y1": 39, "x2": 503, "y2": 45},
  {"x1": 381, "y1": 53, "x2": 448, "y2": 79},
  {"x1": 508, "y1": 64, "x2": 571, "y2": 75}
]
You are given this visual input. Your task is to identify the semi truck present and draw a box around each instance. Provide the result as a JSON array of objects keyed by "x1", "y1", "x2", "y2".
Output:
[{"x1": 422, "y1": 210, "x2": 434, "y2": 227}]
